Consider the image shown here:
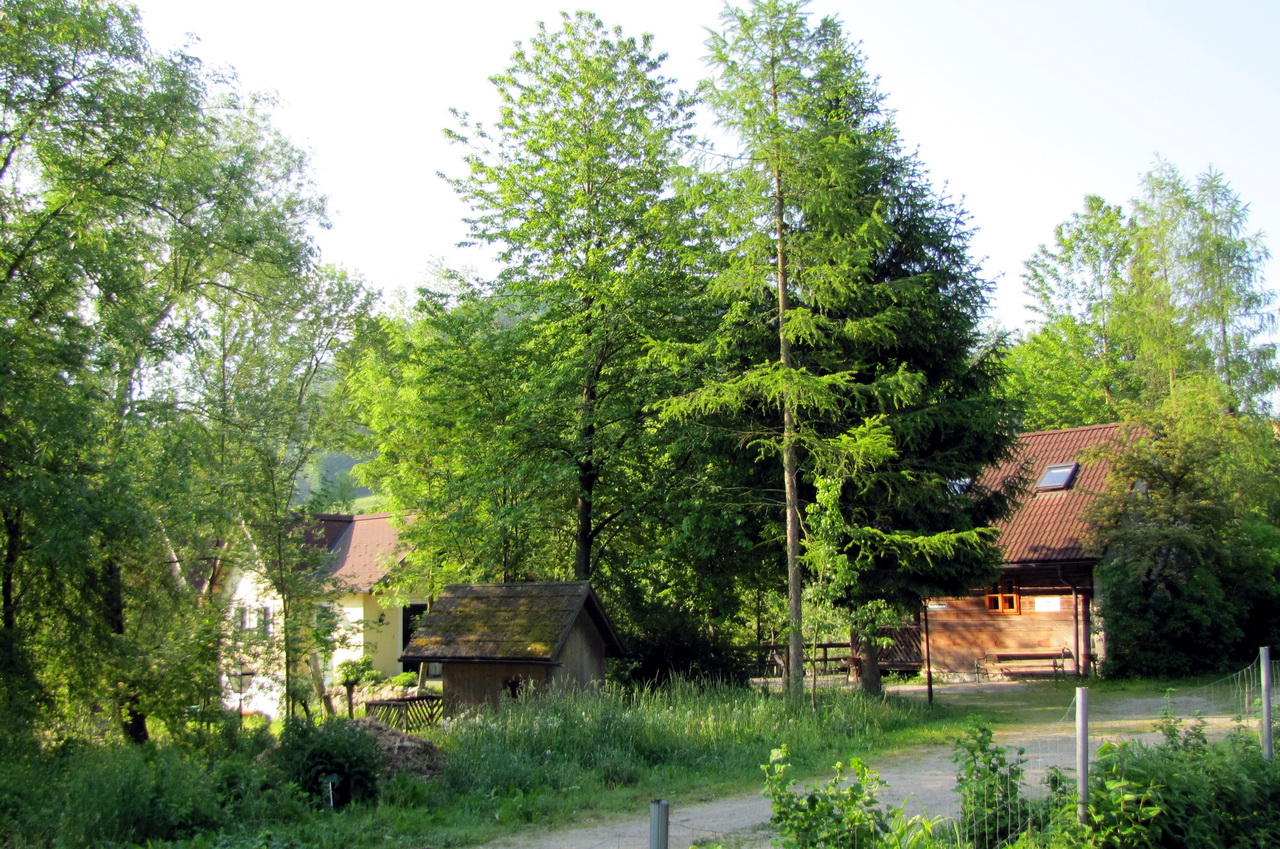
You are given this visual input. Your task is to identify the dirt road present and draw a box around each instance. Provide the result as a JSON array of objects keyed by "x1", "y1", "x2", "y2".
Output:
[
  {"x1": 480, "y1": 736, "x2": 961, "y2": 849},
  {"x1": 480, "y1": 679, "x2": 1227, "y2": 849}
]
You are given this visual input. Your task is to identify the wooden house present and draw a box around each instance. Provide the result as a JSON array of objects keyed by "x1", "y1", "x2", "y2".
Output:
[
  {"x1": 400, "y1": 581, "x2": 626, "y2": 708},
  {"x1": 925, "y1": 423, "x2": 1126, "y2": 679}
]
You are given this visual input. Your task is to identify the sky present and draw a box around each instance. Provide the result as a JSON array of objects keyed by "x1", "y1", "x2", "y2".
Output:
[{"x1": 128, "y1": 0, "x2": 1280, "y2": 331}]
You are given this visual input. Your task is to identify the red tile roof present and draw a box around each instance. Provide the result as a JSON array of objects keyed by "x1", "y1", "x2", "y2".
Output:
[
  {"x1": 984, "y1": 423, "x2": 1127, "y2": 565},
  {"x1": 318, "y1": 512, "x2": 404, "y2": 592}
]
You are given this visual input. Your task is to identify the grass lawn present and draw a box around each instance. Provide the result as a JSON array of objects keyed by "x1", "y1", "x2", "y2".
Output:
[{"x1": 0, "y1": 675, "x2": 1237, "y2": 849}]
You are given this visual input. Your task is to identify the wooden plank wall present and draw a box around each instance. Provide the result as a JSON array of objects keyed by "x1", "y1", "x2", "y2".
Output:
[
  {"x1": 442, "y1": 662, "x2": 549, "y2": 709},
  {"x1": 549, "y1": 614, "x2": 606, "y2": 690},
  {"x1": 927, "y1": 594, "x2": 1086, "y2": 674}
]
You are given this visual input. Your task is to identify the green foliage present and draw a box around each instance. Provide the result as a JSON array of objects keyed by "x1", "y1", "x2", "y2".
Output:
[
  {"x1": 436, "y1": 681, "x2": 931, "y2": 803},
  {"x1": 1073, "y1": 726, "x2": 1280, "y2": 848},
  {"x1": 692, "y1": 0, "x2": 1020, "y2": 694},
  {"x1": 763, "y1": 744, "x2": 949, "y2": 848},
  {"x1": 952, "y1": 725, "x2": 1039, "y2": 848},
  {"x1": 947, "y1": 716, "x2": 1280, "y2": 849},
  {"x1": 272, "y1": 717, "x2": 385, "y2": 809},
  {"x1": 342, "y1": 11, "x2": 761, "y2": 674},
  {"x1": 0, "y1": 0, "x2": 369, "y2": 738},
  {"x1": 1086, "y1": 385, "x2": 1280, "y2": 675},
  {"x1": 0, "y1": 740, "x2": 305, "y2": 849},
  {"x1": 386, "y1": 671, "x2": 418, "y2": 688},
  {"x1": 1011, "y1": 161, "x2": 1275, "y2": 428},
  {"x1": 335, "y1": 656, "x2": 383, "y2": 688}
]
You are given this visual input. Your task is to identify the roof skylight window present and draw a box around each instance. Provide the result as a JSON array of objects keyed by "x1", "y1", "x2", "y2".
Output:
[{"x1": 1035, "y1": 462, "x2": 1078, "y2": 492}]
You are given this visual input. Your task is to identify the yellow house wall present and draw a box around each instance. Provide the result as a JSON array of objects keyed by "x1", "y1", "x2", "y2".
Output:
[
  {"x1": 223, "y1": 566, "x2": 283, "y2": 717},
  {"x1": 328, "y1": 592, "x2": 426, "y2": 682}
]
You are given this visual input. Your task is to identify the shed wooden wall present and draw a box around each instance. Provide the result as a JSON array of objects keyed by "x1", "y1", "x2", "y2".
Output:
[
  {"x1": 442, "y1": 662, "x2": 550, "y2": 709},
  {"x1": 549, "y1": 612, "x2": 606, "y2": 689}
]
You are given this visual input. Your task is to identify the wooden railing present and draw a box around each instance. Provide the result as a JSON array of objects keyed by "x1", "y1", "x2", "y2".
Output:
[
  {"x1": 731, "y1": 626, "x2": 922, "y2": 678},
  {"x1": 365, "y1": 693, "x2": 444, "y2": 731}
]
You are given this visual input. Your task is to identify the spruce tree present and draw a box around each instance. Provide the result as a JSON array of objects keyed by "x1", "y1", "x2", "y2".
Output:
[{"x1": 681, "y1": 0, "x2": 1019, "y2": 692}]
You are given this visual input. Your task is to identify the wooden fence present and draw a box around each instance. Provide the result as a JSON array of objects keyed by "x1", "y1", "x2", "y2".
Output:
[
  {"x1": 365, "y1": 693, "x2": 444, "y2": 731},
  {"x1": 730, "y1": 626, "x2": 922, "y2": 679}
]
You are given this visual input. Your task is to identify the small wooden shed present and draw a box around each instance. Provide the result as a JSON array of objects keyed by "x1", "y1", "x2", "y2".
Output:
[{"x1": 399, "y1": 581, "x2": 626, "y2": 708}]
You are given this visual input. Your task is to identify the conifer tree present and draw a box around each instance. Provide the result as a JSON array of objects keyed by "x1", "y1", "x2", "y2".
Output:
[{"x1": 680, "y1": 0, "x2": 1018, "y2": 692}]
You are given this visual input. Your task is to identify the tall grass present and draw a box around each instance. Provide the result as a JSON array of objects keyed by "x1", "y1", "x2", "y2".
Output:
[
  {"x1": 437, "y1": 679, "x2": 935, "y2": 799},
  {"x1": 0, "y1": 681, "x2": 949, "y2": 848}
]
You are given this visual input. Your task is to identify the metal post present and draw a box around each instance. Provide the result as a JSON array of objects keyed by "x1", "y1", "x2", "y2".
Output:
[
  {"x1": 649, "y1": 799, "x2": 669, "y2": 849},
  {"x1": 1076, "y1": 687, "x2": 1089, "y2": 827},
  {"x1": 1262, "y1": 647, "x2": 1273, "y2": 761}
]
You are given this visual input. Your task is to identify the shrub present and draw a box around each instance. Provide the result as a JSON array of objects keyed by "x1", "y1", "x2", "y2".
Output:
[
  {"x1": 1077, "y1": 715, "x2": 1280, "y2": 849},
  {"x1": 762, "y1": 744, "x2": 950, "y2": 848},
  {"x1": 335, "y1": 656, "x2": 384, "y2": 687},
  {"x1": 387, "y1": 671, "x2": 418, "y2": 688},
  {"x1": 952, "y1": 724, "x2": 1040, "y2": 849},
  {"x1": 272, "y1": 717, "x2": 385, "y2": 808},
  {"x1": 0, "y1": 743, "x2": 224, "y2": 849}
]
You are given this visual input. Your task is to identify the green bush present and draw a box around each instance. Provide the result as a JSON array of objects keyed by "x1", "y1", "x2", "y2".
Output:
[
  {"x1": 211, "y1": 753, "x2": 310, "y2": 825},
  {"x1": 387, "y1": 671, "x2": 418, "y2": 688},
  {"x1": 335, "y1": 656, "x2": 384, "y2": 687},
  {"x1": 952, "y1": 724, "x2": 1041, "y2": 848},
  {"x1": 761, "y1": 744, "x2": 950, "y2": 848},
  {"x1": 0, "y1": 742, "x2": 223, "y2": 849},
  {"x1": 272, "y1": 717, "x2": 385, "y2": 808},
  {"x1": 956, "y1": 715, "x2": 1280, "y2": 848},
  {"x1": 1076, "y1": 715, "x2": 1280, "y2": 848}
]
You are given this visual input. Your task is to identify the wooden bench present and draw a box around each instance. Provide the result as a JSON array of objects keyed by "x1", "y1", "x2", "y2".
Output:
[
  {"x1": 975, "y1": 647, "x2": 1073, "y2": 679},
  {"x1": 365, "y1": 693, "x2": 444, "y2": 732}
]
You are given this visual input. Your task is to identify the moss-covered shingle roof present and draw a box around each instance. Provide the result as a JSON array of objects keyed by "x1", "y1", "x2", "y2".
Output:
[{"x1": 400, "y1": 581, "x2": 624, "y2": 664}]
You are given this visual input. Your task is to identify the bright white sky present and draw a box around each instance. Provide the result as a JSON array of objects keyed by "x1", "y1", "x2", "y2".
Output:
[{"x1": 130, "y1": 0, "x2": 1280, "y2": 332}]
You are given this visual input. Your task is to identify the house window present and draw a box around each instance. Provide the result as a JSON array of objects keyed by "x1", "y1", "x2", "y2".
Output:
[
  {"x1": 1035, "y1": 462, "x2": 1078, "y2": 492},
  {"x1": 985, "y1": 583, "x2": 1020, "y2": 614},
  {"x1": 259, "y1": 606, "x2": 273, "y2": 637}
]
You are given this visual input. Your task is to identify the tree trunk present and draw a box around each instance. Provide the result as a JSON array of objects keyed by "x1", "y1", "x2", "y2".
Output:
[
  {"x1": 574, "y1": 459, "x2": 596, "y2": 580},
  {"x1": 574, "y1": 352, "x2": 602, "y2": 580},
  {"x1": 2, "y1": 511, "x2": 19, "y2": 636},
  {"x1": 309, "y1": 652, "x2": 336, "y2": 716},
  {"x1": 0, "y1": 510, "x2": 33, "y2": 714},
  {"x1": 766, "y1": 59, "x2": 805, "y2": 693},
  {"x1": 860, "y1": 638, "x2": 884, "y2": 697},
  {"x1": 103, "y1": 556, "x2": 150, "y2": 743}
]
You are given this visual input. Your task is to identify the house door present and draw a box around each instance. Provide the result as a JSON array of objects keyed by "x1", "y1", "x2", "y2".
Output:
[{"x1": 401, "y1": 604, "x2": 429, "y2": 674}]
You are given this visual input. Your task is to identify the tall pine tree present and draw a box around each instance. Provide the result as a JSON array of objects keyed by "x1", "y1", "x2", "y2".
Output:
[{"x1": 674, "y1": 0, "x2": 1019, "y2": 692}]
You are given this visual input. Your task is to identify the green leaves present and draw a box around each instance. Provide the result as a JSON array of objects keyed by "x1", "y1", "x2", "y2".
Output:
[
  {"x1": 698, "y1": 1, "x2": 1017, "y2": 681},
  {"x1": 1012, "y1": 161, "x2": 1276, "y2": 428},
  {"x1": 0, "y1": 0, "x2": 365, "y2": 735}
]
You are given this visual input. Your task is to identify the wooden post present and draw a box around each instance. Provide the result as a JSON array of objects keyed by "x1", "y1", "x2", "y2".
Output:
[
  {"x1": 922, "y1": 601, "x2": 934, "y2": 704},
  {"x1": 1070, "y1": 584, "x2": 1081, "y2": 677}
]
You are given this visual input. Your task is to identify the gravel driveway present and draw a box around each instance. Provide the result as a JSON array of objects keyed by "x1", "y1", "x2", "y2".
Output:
[{"x1": 480, "y1": 679, "x2": 1235, "y2": 849}]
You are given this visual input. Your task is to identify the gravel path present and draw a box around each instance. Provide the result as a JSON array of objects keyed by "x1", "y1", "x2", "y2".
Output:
[
  {"x1": 481, "y1": 737, "x2": 962, "y2": 849},
  {"x1": 478, "y1": 680, "x2": 1226, "y2": 849}
]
